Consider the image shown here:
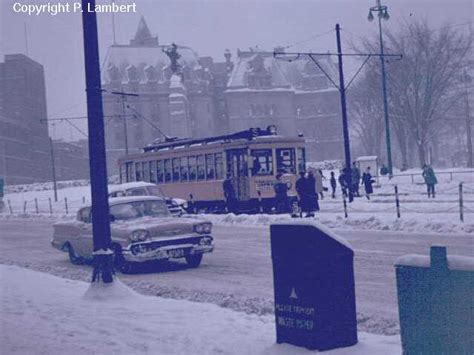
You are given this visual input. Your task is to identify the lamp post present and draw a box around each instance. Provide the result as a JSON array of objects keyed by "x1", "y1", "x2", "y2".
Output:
[{"x1": 368, "y1": 0, "x2": 393, "y2": 177}]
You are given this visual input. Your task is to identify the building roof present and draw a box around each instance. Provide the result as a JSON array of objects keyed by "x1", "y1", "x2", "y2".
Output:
[{"x1": 226, "y1": 49, "x2": 338, "y2": 93}]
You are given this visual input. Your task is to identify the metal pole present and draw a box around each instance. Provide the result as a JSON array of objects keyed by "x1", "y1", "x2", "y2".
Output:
[
  {"x1": 23, "y1": 200, "x2": 27, "y2": 214},
  {"x1": 377, "y1": 0, "x2": 393, "y2": 178},
  {"x1": 35, "y1": 198, "x2": 39, "y2": 214},
  {"x1": 459, "y1": 183, "x2": 464, "y2": 222},
  {"x1": 395, "y1": 185, "x2": 400, "y2": 218},
  {"x1": 48, "y1": 197, "x2": 53, "y2": 214},
  {"x1": 120, "y1": 94, "x2": 129, "y2": 155},
  {"x1": 8, "y1": 200, "x2": 13, "y2": 214},
  {"x1": 82, "y1": 0, "x2": 114, "y2": 283},
  {"x1": 49, "y1": 137, "x2": 58, "y2": 202},
  {"x1": 64, "y1": 197, "x2": 69, "y2": 215},
  {"x1": 343, "y1": 194, "x2": 348, "y2": 218},
  {"x1": 335, "y1": 24, "x2": 353, "y2": 203}
]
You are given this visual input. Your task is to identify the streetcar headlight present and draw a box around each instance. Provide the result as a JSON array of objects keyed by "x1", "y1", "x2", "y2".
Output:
[{"x1": 129, "y1": 229, "x2": 150, "y2": 242}]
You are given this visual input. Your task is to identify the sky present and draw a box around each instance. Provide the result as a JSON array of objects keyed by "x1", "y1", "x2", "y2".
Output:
[{"x1": 1, "y1": 0, "x2": 472, "y2": 141}]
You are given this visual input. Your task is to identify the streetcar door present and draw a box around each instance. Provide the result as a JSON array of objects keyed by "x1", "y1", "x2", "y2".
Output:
[{"x1": 226, "y1": 148, "x2": 249, "y2": 201}]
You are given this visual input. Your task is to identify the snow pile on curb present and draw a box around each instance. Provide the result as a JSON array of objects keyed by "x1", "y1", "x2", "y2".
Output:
[
  {"x1": 0, "y1": 265, "x2": 401, "y2": 354},
  {"x1": 190, "y1": 213, "x2": 474, "y2": 235}
]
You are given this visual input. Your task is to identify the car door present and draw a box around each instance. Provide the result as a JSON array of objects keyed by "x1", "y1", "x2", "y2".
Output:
[{"x1": 75, "y1": 207, "x2": 94, "y2": 257}]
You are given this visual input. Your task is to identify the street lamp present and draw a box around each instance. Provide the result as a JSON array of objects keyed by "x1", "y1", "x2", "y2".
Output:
[{"x1": 368, "y1": 0, "x2": 393, "y2": 177}]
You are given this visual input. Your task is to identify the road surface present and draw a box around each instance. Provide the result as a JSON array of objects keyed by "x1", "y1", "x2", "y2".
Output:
[{"x1": 0, "y1": 218, "x2": 472, "y2": 335}]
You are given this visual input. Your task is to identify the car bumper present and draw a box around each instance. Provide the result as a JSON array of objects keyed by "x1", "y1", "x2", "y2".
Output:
[{"x1": 122, "y1": 237, "x2": 214, "y2": 263}]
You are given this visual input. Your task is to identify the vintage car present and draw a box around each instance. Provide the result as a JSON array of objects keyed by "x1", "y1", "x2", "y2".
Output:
[
  {"x1": 108, "y1": 181, "x2": 187, "y2": 216},
  {"x1": 51, "y1": 196, "x2": 214, "y2": 271}
]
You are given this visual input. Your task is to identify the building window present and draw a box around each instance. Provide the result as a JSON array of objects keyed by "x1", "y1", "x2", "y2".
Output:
[
  {"x1": 142, "y1": 162, "x2": 149, "y2": 182},
  {"x1": 251, "y1": 149, "x2": 273, "y2": 176}
]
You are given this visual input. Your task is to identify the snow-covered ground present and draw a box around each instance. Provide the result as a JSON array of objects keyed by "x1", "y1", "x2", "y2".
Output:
[
  {"x1": 1, "y1": 168, "x2": 473, "y2": 234},
  {"x1": 0, "y1": 264, "x2": 402, "y2": 354}
]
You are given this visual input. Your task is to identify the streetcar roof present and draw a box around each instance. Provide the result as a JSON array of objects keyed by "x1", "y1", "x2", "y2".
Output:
[{"x1": 141, "y1": 127, "x2": 304, "y2": 153}]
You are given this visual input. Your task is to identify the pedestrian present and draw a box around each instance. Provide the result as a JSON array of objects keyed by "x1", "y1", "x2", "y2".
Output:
[
  {"x1": 361, "y1": 166, "x2": 375, "y2": 200},
  {"x1": 330, "y1": 171, "x2": 337, "y2": 198},
  {"x1": 351, "y1": 162, "x2": 361, "y2": 197},
  {"x1": 380, "y1": 164, "x2": 389, "y2": 176},
  {"x1": 295, "y1": 171, "x2": 308, "y2": 217},
  {"x1": 338, "y1": 169, "x2": 348, "y2": 198},
  {"x1": 306, "y1": 171, "x2": 320, "y2": 216},
  {"x1": 223, "y1": 173, "x2": 237, "y2": 213},
  {"x1": 315, "y1": 169, "x2": 324, "y2": 200},
  {"x1": 274, "y1": 173, "x2": 290, "y2": 214},
  {"x1": 422, "y1": 164, "x2": 438, "y2": 198}
]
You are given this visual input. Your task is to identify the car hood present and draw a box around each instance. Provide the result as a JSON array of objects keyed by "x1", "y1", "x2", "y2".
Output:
[{"x1": 111, "y1": 216, "x2": 209, "y2": 237}]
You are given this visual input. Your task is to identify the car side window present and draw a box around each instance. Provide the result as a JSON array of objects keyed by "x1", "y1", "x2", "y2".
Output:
[
  {"x1": 78, "y1": 207, "x2": 91, "y2": 223},
  {"x1": 127, "y1": 188, "x2": 147, "y2": 196}
]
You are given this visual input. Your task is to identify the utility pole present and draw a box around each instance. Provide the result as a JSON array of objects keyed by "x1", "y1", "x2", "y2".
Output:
[
  {"x1": 368, "y1": 0, "x2": 393, "y2": 177},
  {"x1": 49, "y1": 137, "x2": 58, "y2": 202},
  {"x1": 462, "y1": 70, "x2": 473, "y2": 167},
  {"x1": 82, "y1": 0, "x2": 114, "y2": 284},
  {"x1": 335, "y1": 24, "x2": 353, "y2": 203},
  {"x1": 274, "y1": 28, "x2": 400, "y2": 203}
]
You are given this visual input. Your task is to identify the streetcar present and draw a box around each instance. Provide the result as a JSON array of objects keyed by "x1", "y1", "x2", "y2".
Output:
[{"x1": 118, "y1": 126, "x2": 306, "y2": 213}]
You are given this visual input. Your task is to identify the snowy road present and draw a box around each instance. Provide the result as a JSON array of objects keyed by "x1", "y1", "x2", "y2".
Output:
[{"x1": 0, "y1": 218, "x2": 472, "y2": 335}]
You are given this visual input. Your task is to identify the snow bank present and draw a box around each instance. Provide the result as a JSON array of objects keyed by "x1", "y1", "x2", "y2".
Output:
[
  {"x1": 188, "y1": 213, "x2": 474, "y2": 235},
  {"x1": 0, "y1": 265, "x2": 401, "y2": 354}
]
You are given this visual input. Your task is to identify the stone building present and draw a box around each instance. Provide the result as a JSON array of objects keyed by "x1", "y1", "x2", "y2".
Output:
[
  {"x1": 224, "y1": 48, "x2": 342, "y2": 160},
  {"x1": 101, "y1": 17, "x2": 222, "y2": 173},
  {"x1": 0, "y1": 54, "x2": 51, "y2": 184}
]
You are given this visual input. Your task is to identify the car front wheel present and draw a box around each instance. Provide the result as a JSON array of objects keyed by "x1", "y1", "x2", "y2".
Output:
[
  {"x1": 185, "y1": 254, "x2": 203, "y2": 268},
  {"x1": 66, "y1": 243, "x2": 84, "y2": 265}
]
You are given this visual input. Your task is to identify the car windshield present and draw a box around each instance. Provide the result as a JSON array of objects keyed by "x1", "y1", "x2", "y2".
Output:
[
  {"x1": 110, "y1": 200, "x2": 170, "y2": 221},
  {"x1": 147, "y1": 185, "x2": 166, "y2": 197}
]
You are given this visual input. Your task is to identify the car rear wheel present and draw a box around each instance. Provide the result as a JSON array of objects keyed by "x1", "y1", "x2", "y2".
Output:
[
  {"x1": 112, "y1": 243, "x2": 133, "y2": 274},
  {"x1": 66, "y1": 243, "x2": 84, "y2": 265},
  {"x1": 185, "y1": 254, "x2": 203, "y2": 268}
]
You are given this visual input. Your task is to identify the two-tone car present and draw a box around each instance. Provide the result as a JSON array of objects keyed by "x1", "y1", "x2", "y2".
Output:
[{"x1": 51, "y1": 196, "x2": 213, "y2": 272}]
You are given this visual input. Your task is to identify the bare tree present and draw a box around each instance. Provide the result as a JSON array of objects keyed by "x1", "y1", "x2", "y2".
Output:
[{"x1": 353, "y1": 20, "x2": 472, "y2": 167}]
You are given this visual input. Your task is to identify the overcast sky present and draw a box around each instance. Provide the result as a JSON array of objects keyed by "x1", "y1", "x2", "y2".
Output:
[{"x1": 1, "y1": 0, "x2": 472, "y2": 141}]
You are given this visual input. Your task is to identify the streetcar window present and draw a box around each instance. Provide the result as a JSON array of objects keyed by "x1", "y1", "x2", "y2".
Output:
[
  {"x1": 189, "y1": 156, "x2": 197, "y2": 181},
  {"x1": 150, "y1": 161, "x2": 157, "y2": 183},
  {"x1": 172, "y1": 158, "x2": 180, "y2": 182},
  {"x1": 215, "y1": 152, "x2": 224, "y2": 179},
  {"x1": 164, "y1": 159, "x2": 172, "y2": 183},
  {"x1": 126, "y1": 162, "x2": 133, "y2": 182},
  {"x1": 251, "y1": 149, "x2": 273, "y2": 176},
  {"x1": 157, "y1": 160, "x2": 164, "y2": 183},
  {"x1": 297, "y1": 148, "x2": 306, "y2": 173},
  {"x1": 276, "y1": 148, "x2": 296, "y2": 174},
  {"x1": 135, "y1": 163, "x2": 142, "y2": 181},
  {"x1": 197, "y1": 155, "x2": 205, "y2": 181},
  {"x1": 142, "y1": 162, "x2": 150, "y2": 182},
  {"x1": 205, "y1": 154, "x2": 215, "y2": 180},
  {"x1": 180, "y1": 157, "x2": 189, "y2": 182}
]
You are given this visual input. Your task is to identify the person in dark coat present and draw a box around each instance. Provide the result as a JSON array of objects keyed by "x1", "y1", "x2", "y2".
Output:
[
  {"x1": 338, "y1": 169, "x2": 348, "y2": 198},
  {"x1": 274, "y1": 173, "x2": 290, "y2": 214},
  {"x1": 223, "y1": 174, "x2": 237, "y2": 212},
  {"x1": 361, "y1": 167, "x2": 375, "y2": 200},
  {"x1": 295, "y1": 171, "x2": 308, "y2": 216},
  {"x1": 422, "y1": 164, "x2": 438, "y2": 198},
  {"x1": 306, "y1": 171, "x2": 320, "y2": 216},
  {"x1": 330, "y1": 171, "x2": 337, "y2": 198},
  {"x1": 351, "y1": 162, "x2": 361, "y2": 197}
]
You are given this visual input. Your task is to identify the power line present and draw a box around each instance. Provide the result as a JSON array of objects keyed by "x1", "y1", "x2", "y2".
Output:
[{"x1": 282, "y1": 29, "x2": 335, "y2": 50}]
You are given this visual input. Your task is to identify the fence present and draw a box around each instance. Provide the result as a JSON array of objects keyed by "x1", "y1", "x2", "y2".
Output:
[{"x1": 390, "y1": 170, "x2": 474, "y2": 185}]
